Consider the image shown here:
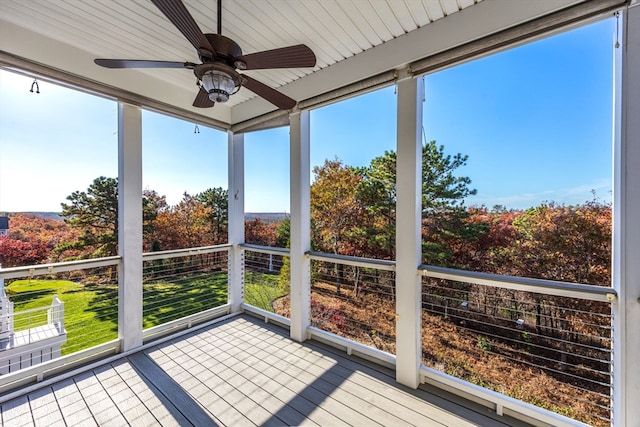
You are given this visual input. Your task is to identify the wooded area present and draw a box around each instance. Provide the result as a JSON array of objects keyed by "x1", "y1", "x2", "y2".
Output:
[{"x1": 0, "y1": 141, "x2": 612, "y2": 425}]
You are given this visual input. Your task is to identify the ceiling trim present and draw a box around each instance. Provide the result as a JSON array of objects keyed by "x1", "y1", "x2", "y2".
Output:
[
  {"x1": 412, "y1": 0, "x2": 628, "y2": 76},
  {"x1": 232, "y1": 70, "x2": 396, "y2": 134}
]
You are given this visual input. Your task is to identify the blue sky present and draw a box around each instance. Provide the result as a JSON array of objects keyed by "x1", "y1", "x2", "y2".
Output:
[{"x1": 0, "y1": 17, "x2": 614, "y2": 213}]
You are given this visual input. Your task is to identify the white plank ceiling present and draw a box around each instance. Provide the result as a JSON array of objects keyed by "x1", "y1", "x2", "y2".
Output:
[{"x1": 0, "y1": 0, "x2": 588, "y2": 126}]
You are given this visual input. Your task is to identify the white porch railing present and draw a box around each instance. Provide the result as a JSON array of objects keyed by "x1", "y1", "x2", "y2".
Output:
[
  {"x1": 242, "y1": 244, "x2": 290, "y2": 318},
  {"x1": 0, "y1": 246, "x2": 617, "y2": 426},
  {"x1": 0, "y1": 257, "x2": 121, "y2": 388},
  {"x1": 142, "y1": 244, "x2": 232, "y2": 342},
  {"x1": 419, "y1": 265, "x2": 614, "y2": 427},
  {"x1": 0, "y1": 245, "x2": 232, "y2": 393},
  {"x1": 8, "y1": 297, "x2": 65, "y2": 343},
  {"x1": 247, "y1": 248, "x2": 615, "y2": 427}
]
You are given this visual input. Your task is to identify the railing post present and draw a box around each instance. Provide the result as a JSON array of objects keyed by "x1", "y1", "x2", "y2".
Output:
[
  {"x1": 395, "y1": 69, "x2": 423, "y2": 388},
  {"x1": 289, "y1": 110, "x2": 311, "y2": 342},
  {"x1": 613, "y1": 5, "x2": 640, "y2": 426},
  {"x1": 49, "y1": 295, "x2": 64, "y2": 334},
  {"x1": 228, "y1": 131, "x2": 245, "y2": 312},
  {"x1": 118, "y1": 102, "x2": 143, "y2": 351}
]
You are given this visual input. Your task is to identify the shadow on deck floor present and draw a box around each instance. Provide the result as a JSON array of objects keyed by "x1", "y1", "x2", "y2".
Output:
[{"x1": 1, "y1": 314, "x2": 535, "y2": 426}]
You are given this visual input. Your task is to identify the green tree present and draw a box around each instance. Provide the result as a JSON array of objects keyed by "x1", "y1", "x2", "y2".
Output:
[
  {"x1": 59, "y1": 177, "x2": 158, "y2": 258},
  {"x1": 275, "y1": 216, "x2": 290, "y2": 249},
  {"x1": 422, "y1": 140, "x2": 477, "y2": 211},
  {"x1": 353, "y1": 141, "x2": 477, "y2": 260},
  {"x1": 59, "y1": 176, "x2": 118, "y2": 258},
  {"x1": 197, "y1": 187, "x2": 228, "y2": 244}
]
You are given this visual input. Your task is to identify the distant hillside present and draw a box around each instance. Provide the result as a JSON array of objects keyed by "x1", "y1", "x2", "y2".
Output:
[
  {"x1": 245, "y1": 212, "x2": 288, "y2": 223},
  {"x1": 6, "y1": 212, "x2": 286, "y2": 223},
  {"x1": 7, "y1": 212, "x2": 63, "y2": 221}
]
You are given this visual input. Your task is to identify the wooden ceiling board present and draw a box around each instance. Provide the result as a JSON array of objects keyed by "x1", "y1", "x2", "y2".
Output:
[
  {"x1": 393, "y1": 1, "x2": 420, "y2": 33},
  {"x1": 424, "y1": 1, "x2": 446, "y2": 21},
  {"x1": 296, "y1": 1, "x2": 355, "y2": 60},
  {"x1": 333, "y1": 1, "x2": 384, "y2": 48},
  {"x1": 370, "y1": 1, "x2": 407, "y2": 38},
  {"x1": 402, "y1": 0, "x2": 432, "y2": 27},
  {"x1": 274, "y1": 1, "x2": 346, "y2": 64}
]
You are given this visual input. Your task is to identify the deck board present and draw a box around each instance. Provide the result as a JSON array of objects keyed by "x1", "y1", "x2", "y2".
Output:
[{"x1": 0, "y1": 314, "x2": 535, "y2": 426}]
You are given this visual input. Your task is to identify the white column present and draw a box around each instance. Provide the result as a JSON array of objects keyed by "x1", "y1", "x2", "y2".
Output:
[
  {"x1": 228, "y1": 131, "x2": 245, "y2": 313},
  {"x1": 395, "y1": 71, "x2": 423, "y2": 388},
  {"x1": 289, "y1": 110, "x2": 311, "y2": 342},
  {"x1": 117, "y1": 102, "x2": 143, "y2": 351},
  {"x1": 613, "y1": 5, "x2": 640, "y2": 426}
]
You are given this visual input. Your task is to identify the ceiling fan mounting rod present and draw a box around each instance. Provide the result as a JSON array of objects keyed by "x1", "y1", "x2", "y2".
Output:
[{"x1": 217, "y1": 0, "x2": 222, "y2": 35}]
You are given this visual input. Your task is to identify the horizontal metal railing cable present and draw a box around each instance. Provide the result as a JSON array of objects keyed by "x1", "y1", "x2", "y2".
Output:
[
  {"x1": 308, "y1": 256, "x2": 397, "y2": 355},
  {"x1": 420, "y1": 275, "x2": 613, "y2": 426},
  {"x1": 420, "y1": 264, "x2": 616, "y2": 302},
  {"x1": 242, "y1": 246, "x2": 290, "y2": 317},
  {"x1": 142, "y1": 249, "x2": 229, "y2": 329},
  {"x1": 421, "y1": 280, "x2": 612, "y2": 339},
  {"x1": 1, "y1": 264, "x2": 120, "y2": 374},
  {"x1": 142, "y1": 243, "x2": 231, "y2": 261}
]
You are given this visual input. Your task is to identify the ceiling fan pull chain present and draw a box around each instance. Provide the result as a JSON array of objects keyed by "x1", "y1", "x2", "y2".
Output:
[
  {"x1": 30, "y1": 78, "x2": 40, "y2": 94},
  {"x1": 194, "y1": 124, "x2": 200, "y2": 134},
  {"x1": 615, "y1": 11, "x2": 621, "y2": 49}
]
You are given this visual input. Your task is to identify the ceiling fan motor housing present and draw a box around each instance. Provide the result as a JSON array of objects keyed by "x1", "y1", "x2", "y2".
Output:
[{"x1": 205, "y1": 33, "x2": 242, "y2": 64}]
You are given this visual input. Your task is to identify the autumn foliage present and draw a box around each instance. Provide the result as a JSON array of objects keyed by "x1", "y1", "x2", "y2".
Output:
[
  {"x1": 1, "y1": 143, "x2": 614, "y2": 425},
  {"x1": 0, "y1": 213, "x2": 80, "y2": 267}
]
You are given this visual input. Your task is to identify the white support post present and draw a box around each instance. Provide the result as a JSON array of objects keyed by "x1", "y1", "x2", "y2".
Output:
[
  {"x1": 613, "y1": 5, "x2": 640, "y2": 426},
  {"x1": 228, "y1": 131, "x2": 245, "y2": 313},
  {"x1": 395, "y1": 71, "x2": 423, "y2": 388},
  {"x1": 118, "y1": 102, "x2": 143, "y2": 351},
  {"x1": 289, "y1": 110, "x2": 311, "y2": 342}
]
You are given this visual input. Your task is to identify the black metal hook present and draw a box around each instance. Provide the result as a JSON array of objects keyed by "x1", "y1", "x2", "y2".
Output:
[{"x1": 30, "y1": 79, "x2": 40, "y2": 94}]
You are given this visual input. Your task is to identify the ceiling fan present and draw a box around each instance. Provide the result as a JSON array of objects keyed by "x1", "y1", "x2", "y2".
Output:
[{"x1": 94, "y1": 0, "x2": 316, "y2": 110}]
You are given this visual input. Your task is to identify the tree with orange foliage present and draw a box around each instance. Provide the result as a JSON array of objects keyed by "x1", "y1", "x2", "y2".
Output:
[
  {"x1": 311, "y1": 159, "x2": 366, "y2": 256},
  {"x1": 146, "y1": 192, "x2": 214, "y2": 250},
  {"x1": 245, "y1": 218, "x2": 277, "y2": 247}
]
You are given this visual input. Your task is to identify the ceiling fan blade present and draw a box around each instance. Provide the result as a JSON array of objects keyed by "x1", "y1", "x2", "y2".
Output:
[
  {"x1": 235, "y1": 45, "x2": 316, "y2": 70},
  {"x1": 242, "y1": 75, "x2": 296, "y2": 110},
  {"x1": 193, "y1": 86, "x2": 215, "y2": 108},
  {"x1": 94, "y1": 59, "x2": 194, "y2": 69},
  {"x1": 151, "y1": 0, "x2": 215, "y2": 56}
]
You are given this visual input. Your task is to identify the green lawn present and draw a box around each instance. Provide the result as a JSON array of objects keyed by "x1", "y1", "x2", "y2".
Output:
[
  {"x1": 244, "y1": 271, "x2": 288, "y2": 312},
  {"x1": 142, "y1": 272, "x2": 228, "y2": 328},
  {"x1": 6, "y1": 272, "x2": 228, "y2": 355},
  {"x1": 6, "y1": 279, "x2": 119, "y2": 354}
]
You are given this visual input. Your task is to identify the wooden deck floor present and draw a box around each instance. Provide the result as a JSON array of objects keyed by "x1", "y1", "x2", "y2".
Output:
[{"x1": 1, "y1": 315, "x2": 533, "y2": 426}]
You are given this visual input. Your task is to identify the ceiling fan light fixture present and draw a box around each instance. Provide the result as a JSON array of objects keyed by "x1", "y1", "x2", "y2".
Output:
[
  {"x1": 201, "y1": 70, "x2": 236, "y2": 102},
  {"x1": 195, "y1": 63, "x2": 241, "y2": 103}
]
